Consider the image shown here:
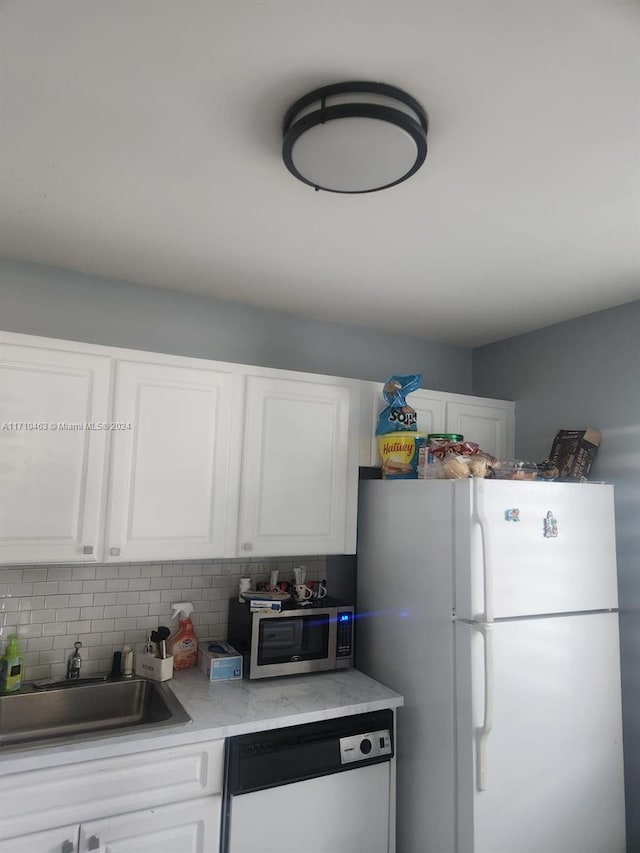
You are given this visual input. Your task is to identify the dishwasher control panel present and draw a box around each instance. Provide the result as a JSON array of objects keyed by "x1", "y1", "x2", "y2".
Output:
[{"x1": 339, "y1": 729, "x2": 392, "y2": 765}]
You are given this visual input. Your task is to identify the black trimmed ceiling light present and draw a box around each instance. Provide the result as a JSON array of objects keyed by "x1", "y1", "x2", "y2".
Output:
[{"x1": 282, "y1": 81, "x2": 428, "y2": 194}]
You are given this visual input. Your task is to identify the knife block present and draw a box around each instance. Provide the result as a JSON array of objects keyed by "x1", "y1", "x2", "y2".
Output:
[{"x1": 134, "y1": 652, "x2": 174, "y2": 682}]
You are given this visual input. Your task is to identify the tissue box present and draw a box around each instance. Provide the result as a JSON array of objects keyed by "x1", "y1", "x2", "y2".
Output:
[
  {"x1": 134, "y1": 653, "x2": 174, "y2": 682},
  {"x1": 198, "y1": 639, "x2": 243, "y2": 682}
]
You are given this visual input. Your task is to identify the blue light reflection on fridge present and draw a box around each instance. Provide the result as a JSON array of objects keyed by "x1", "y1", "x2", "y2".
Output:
[{"x1": 355, "y1": 609, "x2": 410, "y2": 620}]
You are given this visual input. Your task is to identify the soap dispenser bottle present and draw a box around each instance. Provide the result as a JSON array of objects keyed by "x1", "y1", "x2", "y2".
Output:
[
  {"x1": 0, "y1": 634, "x2": 23, "y2": 693},
  {"x1": 167, "y1": 602, "x2": 198, "y2": 670}
]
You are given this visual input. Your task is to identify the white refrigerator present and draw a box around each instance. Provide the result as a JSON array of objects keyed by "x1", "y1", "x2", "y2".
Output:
[{"x1": 356, "y1": 478, "x2": 626, "y2": 853}]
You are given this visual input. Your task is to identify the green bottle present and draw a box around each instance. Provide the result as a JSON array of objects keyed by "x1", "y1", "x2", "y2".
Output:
[{"x1": 0, "y1": 634, "x2": 23, "y2": 693}]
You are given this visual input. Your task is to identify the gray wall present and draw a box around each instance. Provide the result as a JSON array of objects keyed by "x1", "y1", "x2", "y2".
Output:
[
  {"x1": 473, "y1": 300, "x2": 640, "y2": 852},
  {"x1": 0, "y1": 259, "x2": 472, "y2": 392}
]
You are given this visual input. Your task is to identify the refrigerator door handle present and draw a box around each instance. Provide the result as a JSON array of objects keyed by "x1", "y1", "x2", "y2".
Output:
[
  {"x1": 475, "y1": 622, "x2": 494, "y2": 791},
  {"x1": 473, "y1": 479, "x2": 494, "y2": 622}
]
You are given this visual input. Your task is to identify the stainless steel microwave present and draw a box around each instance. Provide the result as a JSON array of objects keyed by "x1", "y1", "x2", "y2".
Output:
[{"x1": 227, "y1": 598, "x2": 354, "y2": 679}]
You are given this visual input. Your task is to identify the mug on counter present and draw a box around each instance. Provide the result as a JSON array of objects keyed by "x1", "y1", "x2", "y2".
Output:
[
  {"x1": 294, "y1": 584, "x2": 313, "y2": 601},
  {"x1": 315, "y1": 581, "x2": 328, "y2": 600}
]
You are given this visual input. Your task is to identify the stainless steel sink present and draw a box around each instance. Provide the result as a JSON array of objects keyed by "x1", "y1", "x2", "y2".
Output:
[{"x1": 0, "y1": 676, "x2": 191, "y2": 750}]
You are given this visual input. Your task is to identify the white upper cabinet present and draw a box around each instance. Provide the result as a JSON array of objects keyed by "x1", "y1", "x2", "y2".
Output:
[
  {"x1": 0, "y1": 338, "x2": 111, "y2": 564},
  {"x1": 444, "y1": 396, "x2": 515, "y2": 459},
  {"x1": 0, "y1": 331, "x2": 513, "y2": 565},
  {"x1": 413, "y1": 391, "x2": 448, "y2": 437},
  {"x1": 360, "y1": 382, "x2": 515, "y2": 466},
  {"x1": 238, "y1": 373, "x2": 360, "y2": 556},
  {"x1": 105, "y1": 359, "x2": 242, "y2": 562}
]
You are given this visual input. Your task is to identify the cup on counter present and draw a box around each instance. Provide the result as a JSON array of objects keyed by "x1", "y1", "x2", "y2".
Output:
[
  {"x1": 315, "y1": 581, "x2": 328, "y2": 600},
  {"x1": 269, "y1": 569, "x2": 279, "y2": 589},
  {"x1": 293, "y1": 565, "x2": 307, "y2": 585},
  {"x1": 239, "y1": 577, "x2": 251, "y2": 601},
  {"x1": 294, "y1": 584, "x2": 313, "y2": 602}
]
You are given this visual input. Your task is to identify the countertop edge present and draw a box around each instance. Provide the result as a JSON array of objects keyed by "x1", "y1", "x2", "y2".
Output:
[{"x1": 0, "y1": 669, "x2": 403, "y2": 776}]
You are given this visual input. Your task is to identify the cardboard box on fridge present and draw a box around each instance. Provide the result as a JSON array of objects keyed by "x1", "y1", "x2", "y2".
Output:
[
  {"x1": 548, "y1": 429, "x2": 601, "y2": 482},
  {"x1": 197, "y1": 639, "x2": 243, "y2": 682}
]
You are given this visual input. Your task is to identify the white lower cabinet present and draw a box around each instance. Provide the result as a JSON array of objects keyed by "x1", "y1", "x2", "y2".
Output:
[
  {"x1": 4, "y1": 799, "x2": 219, "y2": 853},
  {"x1": 79, "y1": 797, "x2": 220, "y2": 853},
  {"x1": 0, "y1": 740, "x2": 224, "y2": 853},
  {"x1": 2, "y1": 825, "x2": 79, "y2": 853}
]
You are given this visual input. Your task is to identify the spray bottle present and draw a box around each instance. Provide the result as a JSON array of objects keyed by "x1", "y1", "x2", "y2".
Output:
[{"x1": 167, "y1": 602, "x2": 199, "y2": 670}]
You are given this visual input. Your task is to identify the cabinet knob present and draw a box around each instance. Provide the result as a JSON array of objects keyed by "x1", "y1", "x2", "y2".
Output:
[
  {"x1": 242, "y1": 542, "x2": 253, "y2": 552},
  {"x1": 110, "y1": 546, "x2": 121, "y2": 556},
  {"x1": 87, "y1": 836, "x2": 100, "y2": 851},
  {"x1": 61, "y1": 842, "x2": 74, "y2": 853},
  {"x1": 82, "y1": 545, "x2": 94, "y2": 555}
]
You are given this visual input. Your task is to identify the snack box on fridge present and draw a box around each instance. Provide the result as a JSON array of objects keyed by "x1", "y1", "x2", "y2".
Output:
[
  {"x1": 197, "y1": 639, "x2": 243, "y2": 682},
  {"x1": 548, "y1": 428, "x2": 601, "y2": 482}
]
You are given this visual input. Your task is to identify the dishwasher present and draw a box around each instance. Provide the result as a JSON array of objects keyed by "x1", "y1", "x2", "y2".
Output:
[{"x1": 221, "y1": 708, "x2": 395, "y2": 853}]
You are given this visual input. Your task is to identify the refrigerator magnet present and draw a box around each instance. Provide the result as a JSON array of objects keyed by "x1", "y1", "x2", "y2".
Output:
[
  {"x1": 543, "y1": 511, "x2": 558, "y2": 538},
  {"x1": 504, "y1": 508, "x2": 520, "y2": 521}
]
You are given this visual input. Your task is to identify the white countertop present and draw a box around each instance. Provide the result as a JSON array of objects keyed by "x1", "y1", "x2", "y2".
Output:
[{"x1": 0, "y1": 668, "x2": 403, "y2": 775}]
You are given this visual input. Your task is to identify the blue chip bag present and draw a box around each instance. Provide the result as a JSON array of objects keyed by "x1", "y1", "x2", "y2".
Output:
[{"x1": 376, "y1": 374, "x2": 422, "y2": 436}]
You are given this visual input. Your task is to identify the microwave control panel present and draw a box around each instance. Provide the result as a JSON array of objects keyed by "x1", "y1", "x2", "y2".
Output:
[{"x1": 336, "y1": 609, "x2": 354, "y2": 666}]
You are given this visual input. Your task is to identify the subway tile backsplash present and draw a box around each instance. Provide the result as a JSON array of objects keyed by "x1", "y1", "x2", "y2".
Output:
[{"x1": 0, "y1": 556, "x2": 326, "y2": 681}]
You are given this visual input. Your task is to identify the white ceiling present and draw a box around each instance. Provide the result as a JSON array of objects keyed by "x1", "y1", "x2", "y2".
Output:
[{"x1": 1, "y1": 0, "x2": 639, "y2": 347}]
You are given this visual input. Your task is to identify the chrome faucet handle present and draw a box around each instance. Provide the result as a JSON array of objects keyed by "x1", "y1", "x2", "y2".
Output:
[{"x1": 67, "y1": 640, "x2": 83, "y2": 679}]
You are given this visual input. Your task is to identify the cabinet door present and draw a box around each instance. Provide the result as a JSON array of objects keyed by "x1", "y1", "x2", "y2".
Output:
[
  {"x1": 105, "y1": 360, "x2": 242, "y2": 561},
  {"x1": 2, "y1": 825, "x2": 79, "y2": 853},
  {"x1": 0, "y1": 342, "x2": 111, "y2": 564},
  {"x1": 361, "y1": 383, "x2": 447, "y2": 466},
  {"x1": 413, "y1": 390, "x2": 447, "y2": 439},
  {"x1": 0, "y1": 740, "x2": 224, "y2": 840},
  {"x1": 79, "y1": 796, "x2": 220, "y2": 853},
  {"x1": 445, "y1": 399, "x2": 514, "y2": 459},
  {"x1": 238, "y1": 374, "x2": 359, "y2": 555}
]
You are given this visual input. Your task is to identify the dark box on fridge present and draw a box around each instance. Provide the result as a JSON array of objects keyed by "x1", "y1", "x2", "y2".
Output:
[{"x1": 548, "y1": 428, "x2": 601, "y2": 482}]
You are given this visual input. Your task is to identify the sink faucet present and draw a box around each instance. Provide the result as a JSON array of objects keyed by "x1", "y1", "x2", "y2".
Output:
[{"x1": 67, "y1": 641, "x2": 82, "y2": 680}]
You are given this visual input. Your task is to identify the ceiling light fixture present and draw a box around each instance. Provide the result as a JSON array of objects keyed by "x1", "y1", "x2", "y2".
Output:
[{"x1": 282, "y1": 81, "x2": 428, "y2": 194}]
